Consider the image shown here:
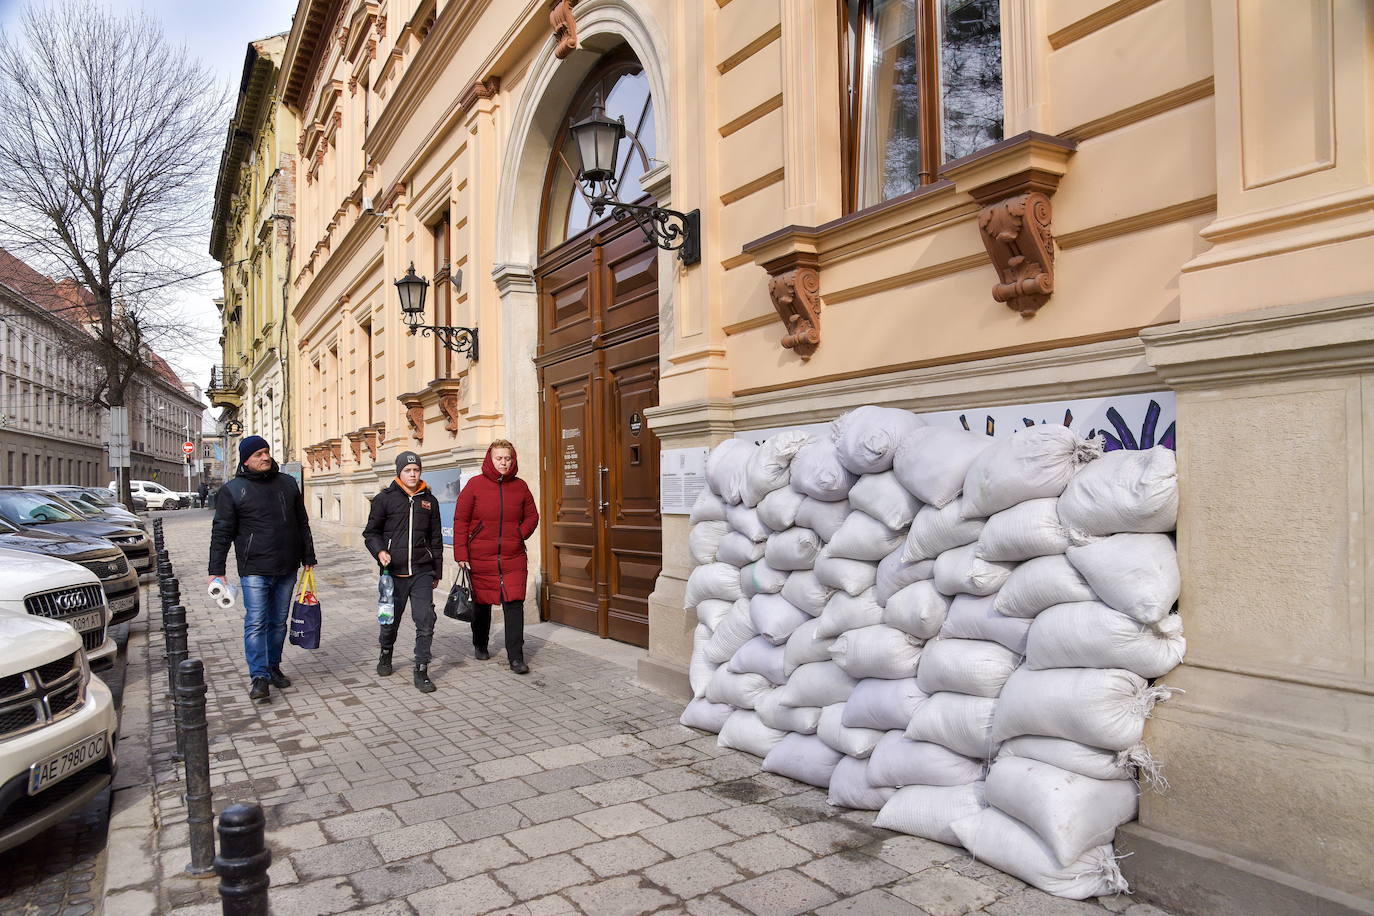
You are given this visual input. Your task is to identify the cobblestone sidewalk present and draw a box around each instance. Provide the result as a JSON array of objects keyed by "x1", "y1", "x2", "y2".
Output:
[{"x1": 103, "y1": 510, "x2": 1173, "y2": 916}]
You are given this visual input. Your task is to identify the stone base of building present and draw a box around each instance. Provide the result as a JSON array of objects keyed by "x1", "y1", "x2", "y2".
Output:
[{"x1": 636, "y1": 655, "x2": 691, "y2": 700}]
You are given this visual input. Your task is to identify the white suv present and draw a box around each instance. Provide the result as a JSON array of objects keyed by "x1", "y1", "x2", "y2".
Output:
[
  {"x1": 0, "y1": 547, "x2": 116, "y2": 670},
  {"x1": 0, "y1": 610, "x2": 117, "y2": 853},
  {"x1": 107, "y1": 480, "x2": 184, "y2": 510}
]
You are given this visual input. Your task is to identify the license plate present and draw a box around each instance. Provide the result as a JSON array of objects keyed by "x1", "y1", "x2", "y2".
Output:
[
  {"x1": 132, "y1": 556, "x2": 150, "y2": 569},
  {"x1": 111, "y1": 595, "x2": 136, "y2": 612},
  {"x1": 28, "y1": 732, "x2": 107, "y2": 795},
  {"x1": 66, "y1": 611, "x2": 104, "y2": 633}
]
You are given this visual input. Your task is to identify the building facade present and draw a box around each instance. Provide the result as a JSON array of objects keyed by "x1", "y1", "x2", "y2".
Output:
[{"x1": 278, "y1": 2, "x2": 1374, "y2": 910}]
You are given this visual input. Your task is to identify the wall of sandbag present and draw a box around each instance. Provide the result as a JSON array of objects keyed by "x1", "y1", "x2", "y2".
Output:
[{"x1": 679, "y1": 406, "x2": 1182, "y2": 900}]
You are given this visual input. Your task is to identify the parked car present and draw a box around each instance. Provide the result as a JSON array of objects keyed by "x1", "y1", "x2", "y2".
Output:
[
  {"x1": 0, "y1": 488, "x2": 153, "y2": 579},
  {"x1": 0, "y1": 546, "x2": 115, "y2": 669},
  {"x1": 30, "y1": 486, "x2": 144, "y2": 531},
  {"x1": 100, "y1": 487, "x2": 148, "y2": 513},
  {"x1": 105, "y1": 480, "x2": 183, "y2": 511},
  {"x1": 0, "y1": 604, "x2": 117, "y2": 854},
  {"x1": 0, "y1": 514, "x2": 139, "y2": 627}
]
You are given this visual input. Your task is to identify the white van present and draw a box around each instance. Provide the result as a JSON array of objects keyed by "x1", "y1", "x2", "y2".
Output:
[{"x1": 106, "y1": 480, "x2": 184, "y2": 510}]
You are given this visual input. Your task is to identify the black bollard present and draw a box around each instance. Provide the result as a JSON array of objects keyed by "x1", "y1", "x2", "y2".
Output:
[
  {"x1": 176, "y1": 659, "x2": 216, "y2": 878},
  {"x1": 165, "y1": 605, "x2": 189, "y2": 760},
  {"x1": 160, "y1": 579, "x2": 180, "y2": 612},
  {"x1": 215, "y1": 802, "x2": 271, "y2": 915}
]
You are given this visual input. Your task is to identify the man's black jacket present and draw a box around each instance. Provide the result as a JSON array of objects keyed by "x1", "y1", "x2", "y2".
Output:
[
  {"x1": 208, "y1": 463, "x2": 317, "y2": 578},
  {"x1": 362, "y1": 480, "x2": 444, "y2": 580}
]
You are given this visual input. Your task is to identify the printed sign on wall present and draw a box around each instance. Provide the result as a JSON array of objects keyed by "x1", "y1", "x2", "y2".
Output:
[{"x1": 660, "y1": 447, "x2": 710, "y2": 515}]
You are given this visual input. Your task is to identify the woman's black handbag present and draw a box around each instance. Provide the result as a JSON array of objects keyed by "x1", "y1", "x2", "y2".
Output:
[{"x1": 444, "y1": 567, "x2": 475, "y2": 622}]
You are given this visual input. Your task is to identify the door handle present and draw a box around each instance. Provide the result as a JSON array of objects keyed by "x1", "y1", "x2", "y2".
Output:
[{"x1": 597, "y1": 465, "x2": 609, "y2": 512}]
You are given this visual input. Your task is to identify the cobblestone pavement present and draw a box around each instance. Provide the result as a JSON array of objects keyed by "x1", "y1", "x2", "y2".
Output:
[{"x1": 105, "y1": 509, "x2": 1175, "y2": 916}]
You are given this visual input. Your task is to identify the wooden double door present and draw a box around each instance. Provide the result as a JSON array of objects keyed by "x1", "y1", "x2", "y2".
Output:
[{"x1": 537, "y1": 219, "x2": 662, "y2": 647}]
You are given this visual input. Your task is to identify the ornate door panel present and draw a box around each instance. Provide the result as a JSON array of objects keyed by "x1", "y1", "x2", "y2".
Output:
[{"x1": 541, "y1": 355, "x2": 600, "y2": 636}]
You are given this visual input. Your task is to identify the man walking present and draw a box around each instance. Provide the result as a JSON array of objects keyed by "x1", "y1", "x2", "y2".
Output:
[
  {"x1": 363, "y1": 451, "x2": 443, "y2": 693},
  {"x1": 208, "y1": 435, "x2": 317, "y2": 702}
]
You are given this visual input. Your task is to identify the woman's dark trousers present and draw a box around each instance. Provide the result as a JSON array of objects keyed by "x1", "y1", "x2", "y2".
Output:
[{"x1": 472, "y1": 600, "x2": 524, "y2": 662}]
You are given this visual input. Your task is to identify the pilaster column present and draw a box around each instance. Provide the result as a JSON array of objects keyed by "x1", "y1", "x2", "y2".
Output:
[{"x1": 778, "y1": 0, "x2": 842, "y2": 226}]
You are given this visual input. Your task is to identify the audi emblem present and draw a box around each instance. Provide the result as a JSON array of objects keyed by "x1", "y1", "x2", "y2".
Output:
[{"x1": 55, "y1": 592, "x2": 86, "y2": 611}]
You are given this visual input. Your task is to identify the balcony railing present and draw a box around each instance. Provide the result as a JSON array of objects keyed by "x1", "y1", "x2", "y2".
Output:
[{"x1": 207, "y1": 366, "x2": 240, "y2": 392}]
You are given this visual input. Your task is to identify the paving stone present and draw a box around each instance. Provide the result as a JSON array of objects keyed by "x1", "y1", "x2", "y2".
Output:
[
  {"x1": 571, "y1": 835, "x2": 668, "y2": 877},
  {"x1": 691, "y1": 753, "x2": 765, "y2": 783},
  {"x1": 267, "y1": 876, "x2": 360, "y2": 915},
  {"x1": 1122, "y1": 905, "x2": 1175, "y2": 916},
  {"x1": 574, "y1": 775, "x2": 658, "y2": 805},
  {"x1": 512, "y1": 788, "x2": 598, "y2": 824},
  {"x1": 103, "y1": 827, "x2": 156, "y2": 889},
  {"x1": 461, "y1": 777, "x2": 539, "y2": 809},
  {"x1": 524, "y1": 764, "x2": 600, "y2": 794},
  {"x1": 431, "y1": 835, "x2": 527, "y2": 881},
  {"x1": 721, "y1": 868, "x2": 840, "y2": 916},
  {"x1": 349, "y1": 902, "x2": 418, "y2": 916},
  {"x1": 717, "y1": 833, "x2": 814, "y2": 875},
  {"x1": 644, "y1": 788, "x2": 737, "y2": 820},
  {"x1": 446, "y1": 804, "x2": 530, "y2": 842},
  {"x1": 488, "y1": 894, "x2": 579, "y2": 915},
  {"x1": 410, "y1": 874, "x2": 514, "y2": 915},
  {"x1": 1097, "y1": 896, "x2": 1134, "y2": 914},
  {"x1": 505, "y1": 817, "x2": 602, "y2": 858},
  {"x1": 638, "y1": 744, "x2": 707, "y2": 768},
  {"x1": 374, "y1": 820, "x2": 460, "y2": 861},
  {"x1": 350, "y1": 858, "x2": 447, "y2": 906},
  {"x1": 864, "y1": 834, "x2": 964, "y2": 874},
  {"x1": 267, "y1": 820, "x2": 329, "y2": 852},
  {"x1": 641, "y1": 766, "x2": 716, "y2": 793},
  {"x1": 392, "y1": 791, "x2": 476, "y2": 825},
  {"x1": 103, "y1": 890, "x2": 158, "y2": 916},
  {"x1": 342, "y1": 780, "x2": 419, "y2": 811},
  {"x1": 472, "y1": 755, "x2": 543, "y2": 781},
  {"x1": 320, "y1": 808, "x2": 405, "y2": 842},
  {"x1": 565, "y1": 875, "x2": 677, "y2": 915},
  {"x1": 492, "y1": 853, "x2": 595, "y2": 900},
  {"x1": 290, "y1": 838, "x2": 382, "y2": 881},
  {"x1": 985, "y1": 888, "x2": 1112, "y2": 915},
  {"x1": 815, "y1": 888, "x2": 930, "y2": 915},
  {"x1": 641, "y1": 815, "x2": 740, "y2": 857},
  {"x1": 527, "y1": 743, "x2": 601, "y2": 769},
  {"x1": 269, "y1": 794, "x2": 350, "y2": 827},
  {"x1": 573, "y1": 800, "x2": 669, "y2": 838},
  {"x1": 890, "y1": 867, "x2": 1002, "y2": 916},
  {"x1": 703, "y1": 777, "x2": 785, "y2": 807},
  {"x1": 582, "y1": 754, "x2": 656, "y2": 780},
  {"x1": 683, "y1": 893, "x2": 753, "y2": 915},
  {"x1": 268, "y1": 856, "x2": 300, "y2": 887},
  {"x1": 638, "y1": 724, "x2": 700, "y2": 747},
  {"x1": 707, "y1": 802, "x2": 800, "y2": 838},
  {"x1": 644, "y1": 850, "x2": 747, "y2": 899},
  {"x1": 582, "y1": 734, "x2": 654, "y2": 757},
  {"x1": 800, "y1": 849, "x2": 910, "y2": 897}
]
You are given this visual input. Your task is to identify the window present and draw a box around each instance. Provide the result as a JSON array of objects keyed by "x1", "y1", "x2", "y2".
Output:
[
  {"x1": 844, "y1": 0, "x2": 1003, "y2": 211},
  {"x1": 429, "y1": 213, "x2": 453, "y2": 378}
]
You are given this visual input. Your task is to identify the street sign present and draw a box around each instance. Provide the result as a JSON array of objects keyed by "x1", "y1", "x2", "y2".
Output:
[
  {"x1": 182, "y1": 441, "x2": 195, "y2": 455},
  {"x1": 108, "y1": 407, "x2": 131, "y2": 469}
]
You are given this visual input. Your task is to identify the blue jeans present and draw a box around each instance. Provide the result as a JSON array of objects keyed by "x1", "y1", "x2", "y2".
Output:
[{"x1": 241, "y1": 574, "x2": 297, "y2": 679}]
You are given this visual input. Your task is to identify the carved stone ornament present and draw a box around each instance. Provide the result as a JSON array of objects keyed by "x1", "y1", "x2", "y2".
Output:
[
  {"x1": 764, "y1": 252, "x2": 823, "y2": 360},
  {"x1": 550, "y1": 0, "x2": 578, "y2": 59},
  {"x1": 439, "y1": 393, "x2": 460, "y2": 433},
  {"x1": 458, "y1": 77, "x2": 501, "y2": 114},
  {"x1": 977, "y1": 191, "x2": 1055, "y2": 317},
  {"x1": 399, "y1": 394, "x2": 425, "y2": 443},
  {"x1": 346, "y1": 432, "x2": 364, "y2": 464},
  {"x1": 362, "y1": 427, "x2": 379, "y2": 460},
  {"x1": 328, "y1": 438, "x2": 343, "y2": 466}
]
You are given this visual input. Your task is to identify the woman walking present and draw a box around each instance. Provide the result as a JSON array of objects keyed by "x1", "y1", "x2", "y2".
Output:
[{"x1": 452, "y1": 439, "x2": 539, "y2": 673}]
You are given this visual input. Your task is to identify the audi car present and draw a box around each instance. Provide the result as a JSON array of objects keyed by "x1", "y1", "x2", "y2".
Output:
[
  {"x1": 0, "y1": 488, "x2": 153, "y2": 579},
  {"x1": 0, "y1": 547, "x2": 115, "y2": 670},
  {"x1": 0, "y1": 516, "x2": 139, "y2": 626}
]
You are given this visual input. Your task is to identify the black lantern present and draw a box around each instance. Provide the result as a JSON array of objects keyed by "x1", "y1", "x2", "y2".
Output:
[
  {"x1": 569, "y1": 103, "x2": 625, "y2": 186},
  {"x1": 393, "y1": 261, "x2": 479, "y2": 361}
]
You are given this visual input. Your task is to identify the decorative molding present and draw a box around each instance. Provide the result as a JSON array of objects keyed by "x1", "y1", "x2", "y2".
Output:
[
  {"x1": 975, "y1": 191, "x2": 1056, "y2": 317},
  {"x1": 1060, "y1": 77, "x2": 1214, "y2": 143},
  {"x1": 426, "y1": 377, "x2": 466, "y2": 435},
  {"x1": 345, "y1": 430, "x2": 364, "y2": 464},
  {"x1": 327, "y1": 437, "x2": 343, "y2": 467},
  {"x1": 550, "y1": 0, "x2": 578, "y2": 60},
  {"x1": 458, "y1": 76, "x2": 501, "y2": 115},
  {"x1": 369, "y1": 421, "x2": 386, "y2": 454},
  {"x1": 399, "y1": 392, "x2": 425, "y2": 443},
  {"x1": 1047, "y1": 0, "x2": 1163, "y2": 50},
  {"x1": 763, "y1": 251, "x2": 823, "y2": 360}
]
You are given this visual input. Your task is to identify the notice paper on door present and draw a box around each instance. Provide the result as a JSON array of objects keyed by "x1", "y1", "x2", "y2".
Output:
[{"x1": 660, "y1": 447, "x2": 710, "y2": 515}]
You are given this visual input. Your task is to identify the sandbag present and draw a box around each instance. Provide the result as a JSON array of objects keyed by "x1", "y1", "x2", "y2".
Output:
[
  {"x1": 1026, "y1": 602, "x2": 1185, "y2": 678},
  {"x1": 904, "y1": 691, "x2": 999, "y2": 760},
  {"x1": 817, "y1": 703, "x2": 886, "y2": 758},
  {"x1": 994, "y1": 666, "x2": 1174, "y2": 751},
  {"x1": 882, "y1": 580, "x2": 951, "y2": 640},
  {"x1": 783, "y1": 618, "x2": 836, "y2": 676},
  {"x1": 932, "y1": 543, "x2": 1014, "y2": 598},
  {"x1": 749, "y1": 593, "x2": 811, "y2": 646},
  {"x1": 849, "y1": 471, "x2": 922, "y2": 530},
  {"x1": 791, "y1": 439, "x2": 858, "y2": 502},
  {"x1": 950, "y1": 808, "x2": 1129, "y2": 899},
  {"x1": 689, "y1": 626, "x2": 717, "y2": 698},
  {"x1": 689, "y1": 520, "x2": 731, "y2": 566},
  {"x1": 893, "y1": 427, "x2": 994, "y2": 508},
  {"x1": 756, "y1": 687, "x2": 822, "y2": 734},
  {"x1": 997, "y1": 736, "x2": 1157, "y2": 784},
  {"x1": 828, "y1": 511, "x2": 906, "y2": 562},
  {"x1": 716, "y1": 531, "x2": 765, "y2": 567},
  {"x1": 717, "y1": 709, "x2": 788, "y2": 758},
  {"x1": 765, "y1": 527, "x2": 823, "y2": 571},
  {"x1": 1066, "y1": 533, "x2": 1179, "y2": 625},
  {"x1": 696, "y1": 598, "x2": 733, "y2": 631},
  {"x1": 796, "y1": 497, "x2": 851, "y2": 540},
  {"x1": 777, "y1": 661, "x2": 858, "y2": 708},
  {"x1": 976, "y1": 498, "x2": 1070, "y2": 562},
  {"x1": 781, "y1": 570, "x2": 834, "y2": 615},
  {"x1": 689, "y1": 487, "x2": 728, "y2": 523},
  {"x1": 941, "y1": 595, "x2": 1032, "y2": 654},
  {"x1": 962, "y1": 426, "x2": 1097, "y2": 519},
  {"x1": 832, "y1": 405, "x2": 924, "y2": 474},
  {"x1": 703, "y1": 598, "x2": 756, "y2": 664},
  {"x1": 868, "y1": 732, "x2": 987, "y2": 788},
  {"x1": 680, "y1": 697, "x2": 734, "y2": 733},
  {"x1": 704, "y1": 666, "x2": 773, "y2": 710},
  {"x1": 684, "y1": 562, "x2": 742, "y2": 607},
  {"x1": 874, "y1": 782, "x2": 985, "y2": 845},
  {"x1": 875, "y1": 546, "x2": 935, "y2": 607},
  {"x1": 842, "y1": 678, "x2": 927, "y2": 731},
  {"x1": 815, "y1": 588, "x2": 884, "y2": 638},
  {"x1": 814, "y1": 548, "x2": 878, "y2": 596},
  {"x1": 728, "y1": 635, "x2": 788, "y2": 685},
  {"x1": 756, "y1": 485, "x2": 806, "y2": 532},
  {"x1": 903, "y1": 499, "x2": 986, "y2": 562},
  {"x1": 762, "y1": 732, "x2": 843, "y2": 788},
  {"x1": 1058, "y1": 446, "x2": 1178, "y2": 537},
  {"x1": 827, "y1": 755, "x2": 897, "y2": 810},
  {"x1": 742, "y1": 430, "x2": 811, "y2": 507},
  {"x1": 916, "y1": 638, "x2": 1019, "y2": 698},
  {"x1": 829, "y1": 625, "x2": 923, "y2": 680},
  {"x1": 985, "y1": 757, "x2": 1139, "y2": 867},
  {"x1": 726, "y1": 503, "x2": 772, "y2": 543},
  {"x1": 740, "y1": 560, "x2": 788, "y2": 598},
  {"x1": 705, "y1": 439, "x2": 755, "y2": 505},
  {"x1": 994, "y1": 555, "x2": 1096, "y2": 618}
]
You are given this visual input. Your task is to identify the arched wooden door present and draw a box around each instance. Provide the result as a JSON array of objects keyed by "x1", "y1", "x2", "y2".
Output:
[{"x1": 536, "y1": 53, "x2": 661, "y2": 648}]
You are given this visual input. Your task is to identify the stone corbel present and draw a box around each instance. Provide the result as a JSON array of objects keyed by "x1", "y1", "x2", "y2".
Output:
[
  {"x1": 427, "y1": 378, "x2": 466, "y2": 435},
  {"x1": 742, "y1": 227, "x2": 826, "y2": 360},
  {"x1": 345, "y1": 430, "x2": 366, "y2": 465},
  {"x1": 362, "y1": 426, "x2": 380, "y2": 460},
  {"x1": 550, "y1": 0, "x2": 578, "y2": 59},
  {"x1": 327, "y1": 438, "x2": 343, "y2": 467},
  {"x1": 399, "y1": 393, "x2": 425, "y2": 443},
  {"x1": 369, "y1": 421, "x2": 386, "y2": 452}
]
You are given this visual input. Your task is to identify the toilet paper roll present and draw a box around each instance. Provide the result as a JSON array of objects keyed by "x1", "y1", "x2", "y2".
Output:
[{"x1": 208, "y1": 579, "x2": 236, "y2": 609}]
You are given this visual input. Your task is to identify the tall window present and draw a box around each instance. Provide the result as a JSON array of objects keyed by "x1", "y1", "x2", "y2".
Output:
[
  {"x1": 430, "y1": 213, "x2": 452, "y2": 377},
  {"x1": 845, "y1": 0, "x2": 1003, "y2": 211}
]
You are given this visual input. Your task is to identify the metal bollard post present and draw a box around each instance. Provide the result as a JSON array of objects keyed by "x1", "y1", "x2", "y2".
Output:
[
  {"x1": 215, "y1": 802, "x2": 271, "y2": 914},
  {"x1": 176, "y1": 659, "x2": 217, "y2": 878},
  {"x1": 160, "y1": 577, "x2": 180, "y2": 610},
  {"x1": 165, "y1": 605, "x2": 189, "y2": 760}
]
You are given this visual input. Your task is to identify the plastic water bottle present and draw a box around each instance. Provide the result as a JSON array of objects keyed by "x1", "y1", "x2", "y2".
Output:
[{"x1": 377, "y1": 569, "x2": 395, "y2": 624}]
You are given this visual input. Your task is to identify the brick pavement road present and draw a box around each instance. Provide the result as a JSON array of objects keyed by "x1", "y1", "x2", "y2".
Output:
[{"x1": 103, "y1": 509, "x2": 1175, "y2": 916}]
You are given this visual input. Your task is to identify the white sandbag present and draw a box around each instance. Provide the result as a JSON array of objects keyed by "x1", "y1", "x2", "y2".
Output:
[
  {"x1": 950, "y1": 808, "x2": 1129, "y2": 899},
  {"x1": 749, "y1": 593, "x2": 811, "y2": 646},
  {"x1": 868, "y1": 732, "x2": 987, "y2": 788},
  {"x1": 689, "y1": 487, "x2": 728, "y2": 523},
  {"x1": 817, "y1": 703, "x2": 886, "y2": 758},
  {"x1": 781, "y1": 570, "x2": 835, "y2": 615},
  {"x1": 962, "y1": 426, "x2": 1098, "y2": 519},
  {"x1": 783, "y1": 618, "x2": 836, "y2": 676},
  {"x1": 696, "y1": 598, "x2": 733, "y2": 631},
  {"x1": 765, "y1": 527, "x2": 823, "y2": 571},
  {"x1": 875, "y1": 547, "x2": 936, "y2": 607},
  {"x1": 827, "y1": 511, "x2": 906, "y2": 562},
  {"x1": 849, "y1": 471, "x2": 922, "y2": 530},
  {"x1": 994, "y1": 666, "x2": 1174, "y2": 751},
  {"x1": 998, "y1": 736, "x2": 1158, "y2": 784},
  {"x1": 689, "y1": 626, "x2": 717, "y2": 698},
  {"x1": 728, "y1": 635, "x2": 788, "y2": 685},
  {"x1": 874, "y1": 782, "x2": 986, "y2": 845},
  {"x1": 777, "y1": 661, "x2": 858, "y2": 708},
  {"x1": 994, "y1": 555, "x2": 1096, "y2": 618},
  {"x1": 689, "y1": 520, "x2": 731, "y2": 566},
  {"x1": 726, "y1": 503, "x2": 772, "y2": 543},
  {"x1": 815, "y1": 588, "x2": 884, "y2": 638},
  {"x1": 762, "y1": 732, "x2": 843, "y2": 788},
  {"x1": 904, "y1": 691, "x2": 999, "y2": 760},
  {"x1": 827, "y1": 755, "x2": 897, "y2": 810},
  {"x1": 1058, "y1": 446, "x2": 1178, "y2": 537},
  {"x1": 680, "y1": 697, "x2": 734, "y2": 733},
  {"x1": 903, "y1": 499, "x2": 985, "y2": 562},
  {"x1": 842, "y1": 679, "x2": 927, "y2": 731},
  {"x1": 716, "y1": 531, "x2": 765, "y2": 567},
  {"x1": 814, "y1": 547, "x2": 878, "y2": 596},
  {"x1": 706, "y1": 439, "x2": 756, "y2": 505},
  {"x1": 718, "y1": 709, "x2": 788, "y2": 758},
  {"x1": 756, "y1": 688, "x2": 822, "y2": 734},
  {"x1": 740, "y1": 560, "x2": 788, "y2": 597},
  {"x1": 829, "y1": 625, "x2": 923, "y2": 680},
  {"x1": 882, "y1": 580, "x2": 951, "y2": 640},
  {"x1": 941, "y1": 595, "x2": 1032, "y2": 654},
  {"x1": 985, "y1": 756, "x2": 1139, "y2": 867},
  {"x1": 832, "y1": 405, "x2": 924, "y2": 474},
  {"x1": 893, "y1": 427, "x2": 994, "y2": 508},
  {"x1": 932, "y1": 543, "x2": 1014, "y2": 598},
  {"x1": 976, "y1": 498, "x2": 1070, "y2": 562},
  {"x1": 916, "y1": 638, "x2": 1019, "y2": 698},
  {"x1": 796, "y1": 497, "x2": 851, "y2": 540},
  {"x1": 684, "y1": 562, "x2": 742, "y2": 607},
  {"x1": 757, "y1": 485, "x2": 806, "y2": 532},
  {"x1": 791, "y1": 439, "x2": 858, "y2": 501},
  {"x1": 742, "y1": 430, "x2": 811, "y2": 507},
  {"x1": 1066, "y1": 533, "x2": 1179, "y2": 625},
  {"x1": 703, "y1": 599, "x2": 756, "y2": 664},
  {"x1": 1027, "y1": 602, "x2": 1185, "y2": 678},
  {"x1": 704, "y1": 666, "x2": 773, "y2": 710}
]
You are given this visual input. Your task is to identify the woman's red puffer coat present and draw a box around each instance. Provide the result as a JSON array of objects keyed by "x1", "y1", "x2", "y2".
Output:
[{"x1": 453, "y1": 443, "x2": 539, "y2": 604}]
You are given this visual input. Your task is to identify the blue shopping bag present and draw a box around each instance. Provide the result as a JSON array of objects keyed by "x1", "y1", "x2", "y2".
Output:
[{"x1": 288, "y1": 568, "x2": 322, "y2": 650}]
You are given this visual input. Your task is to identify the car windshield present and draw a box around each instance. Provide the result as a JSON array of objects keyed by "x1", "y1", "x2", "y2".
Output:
[
  {"x1": 144, "y1": 483, "x2": 170, "y2": 494},
  {"x1": 0, "y1": 490, "x2": 82, "y2": 524},
  {"x1": 0, "y1": 514, "x2": 21, "y2": 534},
  {"x1": 77, "y1": 488, "x2": 117, "y2": 507},
  {"x1": 33, "y1": 491, "x2": 98, "y2": 519}
]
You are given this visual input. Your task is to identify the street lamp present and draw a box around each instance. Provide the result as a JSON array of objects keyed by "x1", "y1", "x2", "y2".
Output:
[
  {"x1": 394, "y1": 263, "x2": 479, "y2": 361},
  {"x1": 569, "y1": 102, "x2": 700, "y2": 265}
]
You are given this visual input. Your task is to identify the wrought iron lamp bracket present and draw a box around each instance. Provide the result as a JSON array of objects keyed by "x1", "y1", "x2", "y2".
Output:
[
  {"x1": 588, "y1": 196, "x2": 701, "y2": 265},
  {"x1": 406, "y1": 323, "x2": 479, "y2": 361}
]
